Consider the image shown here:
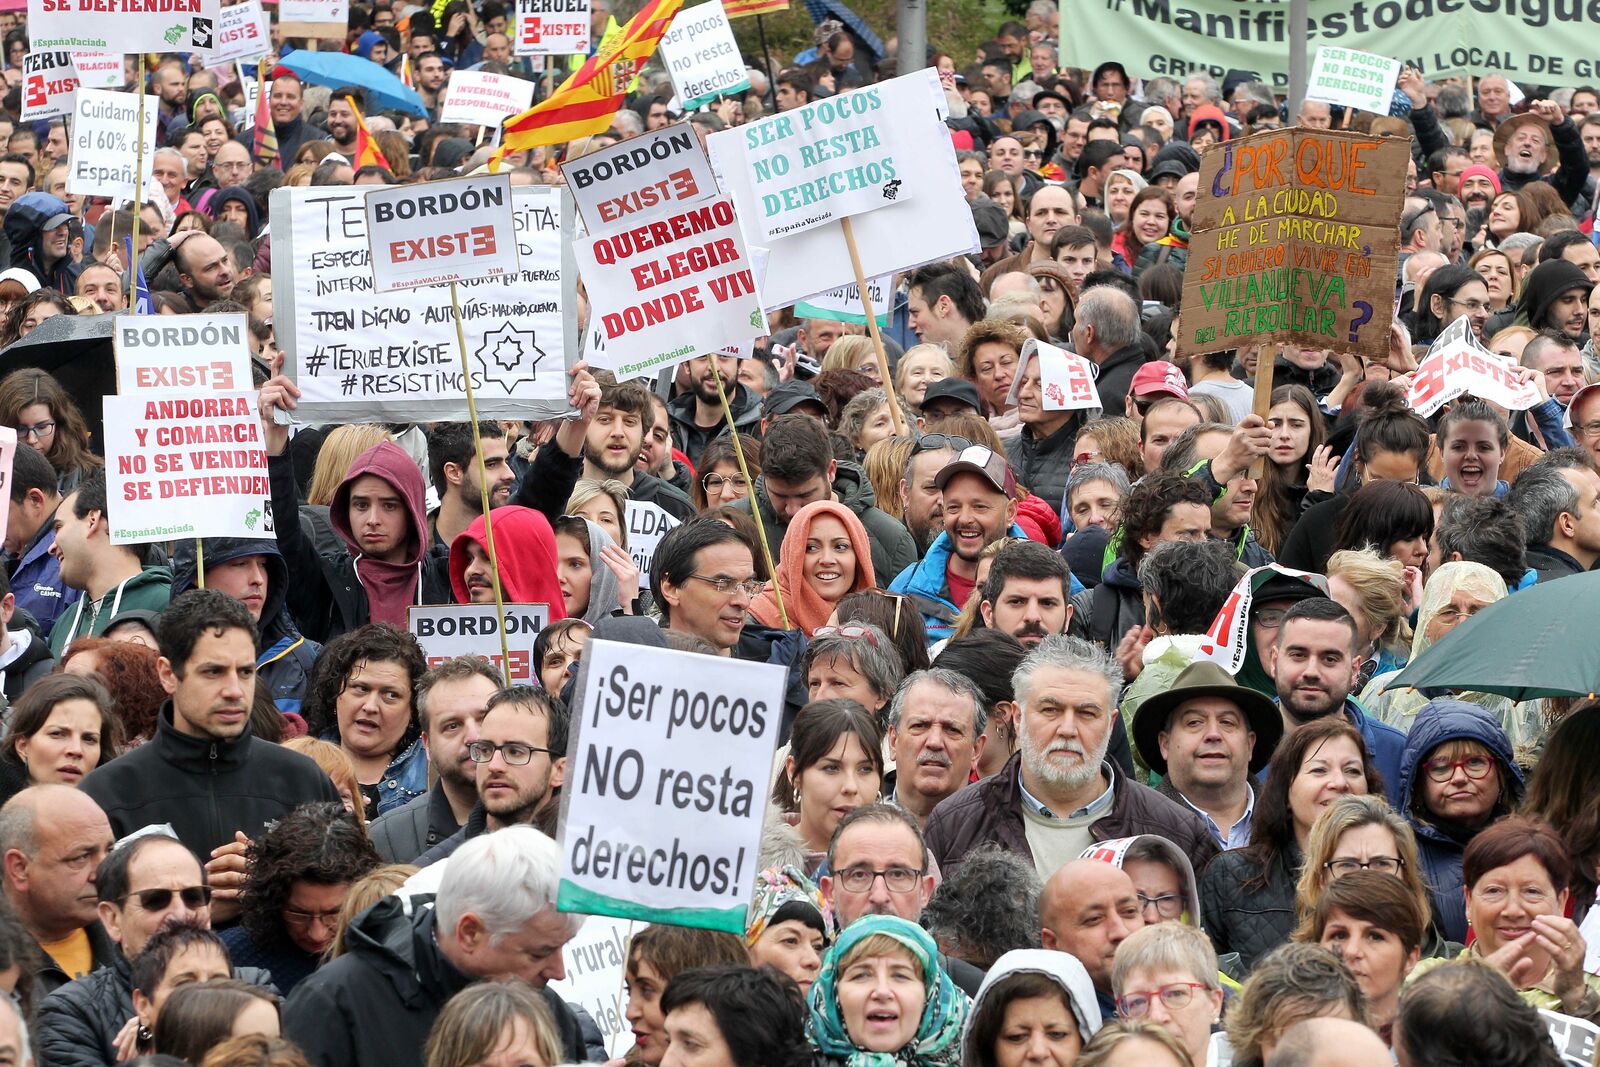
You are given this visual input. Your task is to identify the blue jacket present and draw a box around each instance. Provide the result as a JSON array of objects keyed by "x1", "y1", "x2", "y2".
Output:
[
  {"x1": 319, "y1": 732, "x2": 428, "y2": 818},
  {"x1": 1397, "y1": 699, "x2": 1524, "y2": 943},
  {"x1": 8, "y1": 517, "x2": 79, "y2": 634},
  {"x1": 891, "y1": 524, "x2": 1083, "y2": 644},
  {"x1": 1263, "y1": 698, "x2": 1407, "y2": 808}
]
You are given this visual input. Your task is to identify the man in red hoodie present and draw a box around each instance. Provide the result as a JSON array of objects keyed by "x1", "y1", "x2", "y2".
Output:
[{"x1": 449, "y1": 506, "x2": 566, "y2": 616}]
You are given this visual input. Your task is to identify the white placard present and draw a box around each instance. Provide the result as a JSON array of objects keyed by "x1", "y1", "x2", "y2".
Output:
[
  {"x1": 408, "y1": 603, "x2": 551, "y2": 687},
  {"x1": 208, "y1": 0, "x2": 271, "y2": 64},
  {"x1": 272, "y1": 184, "x2": 568, "y2": 422},
  {"x1": 1406, "y1": 315, "x2": 1540, "y2": 418},
  {"x1": 1304, "y1": 47, "x2": 1403, "y2": 115},
  {"x1": 234, "y1": 69, "x2": 263, "y2": 130},
  {"x1": 28, "y1": 0, "x2": 220, "y2": 52},
  {"x1": 1006, "y1": 338, "x2": 1101, "y2": 412},
  {"x1": 624, "y1": 499, "x2": 679, "y2": 577},
  {"x1": 66, "y1": 88, "x2": 159, "y2": 200},
  {"x1": 556, "y1": 640, "x2": 783, "y2": 931},
  {"x1": 548, "y1": 917, "x2": 636, "y2": 1058},
  {"x1": 103, "y1": 394, "x2": 271, "y2": 545},
  {"x1": 439, "y1": 70, "x2": 537, "y2": 128},
  {"x1": 0, "y1": 428, "x2": 16, "y2": 551},
  {"x1": 794, "y1": 275, "x2": 891, "y2": 326},
  {"x1": 364, "y1": 174, "x2": 521, "y2": 292},
  {"x1": 21, "y1": 51, "x2": 80, "y2": 122},
  {"x1": 560, "y1": 123, "x2": 718, "y2": 231},
  {"x1": 658, "y1": 1, "x2": 750, "y2": 111},
  {"x1": 514, "y1": 0, "x2": 590, "y2": 55},
  {"x1": 69, "y1": 52, "x2": 122, "y2": 90},
  {"x1": 280, "y1": 0, "x2": 348, "y2": 24},
  {"x1": 115, "y1": 315, "x2": 253, "y2": 395},
  {"x1": 574, "y1": 195, "x2": 764, "y2": 382},
  {"x1": 733, "y1": 81, "x2": 908, "y2": 242},
  {"x1": 707, "y1": 69, "x2": 976, "y2": 309}
]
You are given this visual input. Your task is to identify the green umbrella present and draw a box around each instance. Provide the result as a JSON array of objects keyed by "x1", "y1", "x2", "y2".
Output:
[{"x1": 1383, "y1": 571, "x2": 1600, "y2": 701}]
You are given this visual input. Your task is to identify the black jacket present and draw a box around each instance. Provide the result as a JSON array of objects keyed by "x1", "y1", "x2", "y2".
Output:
[
  {"x1": 0, "y1": 630, "x2": 53, "y2": 704},
  {"x1": 1010, "y1": 413, "x2": 1083, "y2": 517},
  {"x1": 1526, "y1": 543, "x2": 1587, "y2": 584},
  {"x1": 284, "y1": 897, "x2": 594, "y2": 1067},
  {"x1": 667, "y1": 383, "x2": 761, "y2": 467},
  {"x1": 1199, "y1": 847, "x2": 1300, "y2": 974},
  {"x1": 31, "y1": 921, "x2": 118, "y2": 1001},
  {"x1": 1068, "y1": 558, "x2": 1144, "y2": 650},
  {"x1": 511, "y1": 440, "x2": 691, "y2": 523},
  {"x1": 368, "y1": 783, "x2": 463, "y2": 864},
  {"x1": 79, "y1": 704, "x2": 341, "y2": 858},
  {"x1": 1089, "y1": 341, "x2": 1149, "y2": 417},
  {"x1": 1277, "y1": 493, "x2": 1351, "y2": 576}
]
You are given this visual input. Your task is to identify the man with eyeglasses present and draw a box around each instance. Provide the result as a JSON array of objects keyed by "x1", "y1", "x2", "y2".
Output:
[
  {"x1": 1430, "y1": 193, "x2": 1467, "y2": 264},
  {"x1": 210, "y1": 140, "x2": 254, "y2": 187}
]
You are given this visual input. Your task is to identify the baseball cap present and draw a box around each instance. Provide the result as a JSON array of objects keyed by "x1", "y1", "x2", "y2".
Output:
[
  {"x1": 935, "y1": 444, "x2": 1017, "y2": 495},
  {"x1": 971, "y1": 201, "x2": 1010, "y2": 250},
  {"x1": 1148, "y1": 159, "x2": 1189, "y2": 183},
  {"x1": 762, "y1": 380, "x2": 826, "y2": 419},
  {"x1": 920, "y1": 378, "x2": 983, "y2": 415},
  {"x1": 1130, "y1": 361, "x2": 1189, "y2": 401},
  {"x1": 43, "y1": 212, "x2": 72, "y2": 230}
]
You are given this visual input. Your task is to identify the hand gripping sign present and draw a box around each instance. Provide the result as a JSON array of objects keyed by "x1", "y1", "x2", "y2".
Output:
[{"x1": 1005, "y1": 339, "x2": 1102, "y2": 414}]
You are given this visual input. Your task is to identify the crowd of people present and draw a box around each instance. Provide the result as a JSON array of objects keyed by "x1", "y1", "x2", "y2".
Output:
[{"x1": 0, "y1": 1, "x2": 1593, "y2": 1067}]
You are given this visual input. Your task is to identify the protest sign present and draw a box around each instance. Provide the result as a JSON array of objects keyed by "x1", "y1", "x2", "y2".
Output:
[
  {"x1": 514, "y1": 0, "x2": 590, "y2": 55},
  {"x1": 365, "y1": 174, "x2": 521, "y2": 291},
  {"x1": 733, "y1": 82, "x2": 907, "y2": 242},
  {"x1": 561, "y1": 123, "x2": 718, "y2": 231},
  {"x1": 659, "y1": 1, "x2": 750, "y2": 110},
  {"x1": 28, "y1": 0, "x2": 219, "y2": 52},
  {"x1": 103, "y1": 393, "x2": 271, "y2": 545},
  {"x1": 722, "y1": 0, "x2": 786, "y2": 16},
  {"x1": 0, "y1": 428, "x2": 15, "y2": 550},
  {"x1": 408, "y1": 603, "x2": 551, "y2": 686},
  {"x1": 69, "y1": 52, "x2": 121, "y2": 89},
  {"x1": 21, "y1": 50, "x2": 80, "y2": 122},
  {"x1": 1058, "y1": 0, "x2": 1600, "y2": 87},
  {"x1": 234, "y1": 68, "x2": 262, "y2": 129},
  {"x1": 272, "y1": 184, "x2": 569, "y2": 422},
  {"x1": 66, "y1": 89, "x2": 159, "y2": 200},
  {"x1": 574, "y1": 195, "x2": 764, "y2": 382},
  {"x1": 624, "y1": 500, "x2": 679, "y2": 577},
  {"x1": 208, "y1": 0, "x2": 271, "y2": 63},
  {"x1": 548, "y1": 917, "x2": 636, "y2": 1058},
  {"x1": 1305, "y1": 46, "x2": 1404, "y2": 114},
  {"x1": 557, "y1": 640, "x2": 782, "y2": 931},
  {"x1": 795, "y1": 275, "x2": 891, "y2": 326},
  {"x1": 115, "y1": 315, "x2": 252, "y2": 396},
  {"x1": 1541, "y1": 1010, "x2": 1598, "y2": 1067},
  {"x1": 707, "y1": 69, "x2": 976, "y2": 308},
  {"x1": 1177, "y1": 127, "x2": 1408, "y2": 363},
  {"x1": 439, "y1": 71, "x2": 536, "y2": 128},
  {"x1": 1006, "y1": 338, "x2": 1101, "y2": 413},
  {"x1": 1195, "y1": 564, "x2": 1325, "y2": 674},
  {"x1": 1405, "y1": 315, "x2": 1540, "y2": 418},
  {"x1": 279, "y1": 0, "x2": 348, "y2": 33}
]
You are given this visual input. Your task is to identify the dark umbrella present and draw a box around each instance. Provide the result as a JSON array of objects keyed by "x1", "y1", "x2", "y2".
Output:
[
  {"x1": 0, "y1": 311, "x2": 118, "y2": 452},
  {"x1": 801, "y1": 0, "x2": 885, "y2": 60},
  {"x1": 1382, "y1": 572, "x2": 1600, "y2": 700}
]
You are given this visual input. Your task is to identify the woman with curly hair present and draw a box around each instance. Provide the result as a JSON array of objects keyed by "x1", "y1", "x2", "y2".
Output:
[
  {"x1": 0, "y1": 367, "x2": 101, "y2": 492},
  {"x1": 1, "y1": 289, "x2": 74, "y2": 346},
  {"x1": 219, "y1": 801, "x2": 381, "y2": 994},
  {"x1": 59, "y1": 635, "x2": 166, "y2": 745}
]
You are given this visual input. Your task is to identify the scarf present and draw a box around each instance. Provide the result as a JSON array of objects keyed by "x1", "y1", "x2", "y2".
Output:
[
  {"x1": 809, "y1": 916, "x2": 967, "y2": 1067},
  {"x1": 748, "y1": 500, "x2": 876, "y2": 637},
  {"x1": 746, "y1": 864, "x2": 833, "y2": 946},
  {"x1": 579, "y1": 519, "x2": 623, "y2": 625}
]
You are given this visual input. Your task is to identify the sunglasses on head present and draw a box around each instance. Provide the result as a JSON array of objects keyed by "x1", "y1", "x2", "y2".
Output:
[{"x1": 124, "y1": 885, "x2": 213, "y2": 911}]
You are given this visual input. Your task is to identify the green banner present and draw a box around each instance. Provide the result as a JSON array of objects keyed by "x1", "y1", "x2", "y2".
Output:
[
  {"x1": 557, "y1": 881, "x2": 747, "y2": 934},
  {"x1": 1060, "y1": 0, "x2": 1600, "y2": 88}
]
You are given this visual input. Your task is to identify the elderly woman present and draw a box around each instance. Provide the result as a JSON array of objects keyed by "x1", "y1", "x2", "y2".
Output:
[
  {"x1": 774, "y1": 699, "x2": 884, "y2": 865},
  {"x1": 1407, "y1": 815, "x2": 1600, "y2": 1024},
  {"x1": 1109, "y1": 924, "x2": 1223, "y2": 1067},
  {"x1": 623, "y1": 925, "x2": 748, "y2": 1065},
  {"x1": 957, "y1": 320, "x2": 1027, "y2": 443},
  {"x1": 810, "y1": 915, "x2": 968, "y2": 1067},
  {"x1": 962, "y1": 949, "x2": 1102, "y2": 1067},
  {"x1": 895, "y1": 345, "x2": 954, "y2": 412},
  {"x1": 1221, "y1": 943, "x2": 1365, "y2": 1067},
  {"x1": 800, "y1": 623, "x2": 905, "y2": 723},
  {"x1": 1295, "y1": 871, "x2": 1424, "y2": 1044},
  {"x1": 750, "y1": 502, "x2": 877, "y2": 638},
  {"x1": 1396, "y1": 700, "x2": 1523, "y2": 943},
  {"x1": 745, "y1": 865, "x2": 832, "y2": 997}
]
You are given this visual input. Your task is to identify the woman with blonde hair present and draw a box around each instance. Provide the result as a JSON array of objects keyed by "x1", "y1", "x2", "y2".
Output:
[
  {"x1": 1074, "y1": 416, "x2": 1143, "y2": 478},
  {"x1": 565, "y1": 479, "x2": 629, "y2": 549},
  {"x1": 281, "y1": 737, "x2": 365, "y2": 821},
  {"x1": 822, "y1": 334, "x2": 883, "y2": 385},
  {"x1": 862, "y1": 435, "x2": 916, "y2": 522},
  {"x1": 1325, "y1": 548, "x2": 1413, "y2": 686},
  {"x1": 425, "y1": 980, "x2": 565, "y2": 1067},
  {"x1": 1291, "y1": 795, "x2": 1438, "y2": 945},
  {"x1": 839, "y1": 389, "x2": 914, "y2": 458},
  {"x1": 306, "y1": 425, "x2": 394, "y2": 506},
  {"x1": 324, "y1": 864, "x2": 418, "y2": 960},
  {"x1": 1075, "y1": 1020, "x2": 1194, "y2": 1067},
  {"x1": 895, "y1": 344, "x2": 954, "y2": 411}
]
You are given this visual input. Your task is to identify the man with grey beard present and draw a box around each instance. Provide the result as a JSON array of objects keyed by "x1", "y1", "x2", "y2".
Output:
[
  {"x1": 924, "y1": 636, "x2": 1218, "y2": 879},
  {"x1": 1495, "y1": 100, "x2": 1590, "y2": 206}
]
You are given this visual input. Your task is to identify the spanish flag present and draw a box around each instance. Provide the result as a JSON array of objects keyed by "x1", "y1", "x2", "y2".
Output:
[
  {"x1": 347, "y1": 96, "x2": 392, "y2": 171},
  {"x1": 251, "y1": 58, "x2": 278, "y2": 168},
  {"x1": 490, "y1": 0, "x2": 683, "y2": 170},
  {"x1": 399, "y1": 54, "x2": 413, "y2": 89}
]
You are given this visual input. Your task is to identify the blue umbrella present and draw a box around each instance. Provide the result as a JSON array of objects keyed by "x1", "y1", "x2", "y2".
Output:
[
  {"x1": 801, "y1": 0, "x2": 884, "y2": 60},
  {"x1": 276, "y1": 49, "x2": 428, "y2": 117}
]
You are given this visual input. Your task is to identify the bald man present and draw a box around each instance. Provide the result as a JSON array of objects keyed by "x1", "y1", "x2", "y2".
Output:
[
  {"x1": 1039, "y1": 858, "x2": 1144, "y2": 1017},
  {"x1": 1266, "y1": 1018, "x2": 1391, "y2": 1067}
]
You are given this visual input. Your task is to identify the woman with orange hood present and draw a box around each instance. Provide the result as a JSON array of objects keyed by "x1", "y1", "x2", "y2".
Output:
[
  {"x1": 748, "y1": 501, "x2": 875, "y2": 637},
  {"x1": 447, "y1": 506, "x2": 567, "y2": 621}
]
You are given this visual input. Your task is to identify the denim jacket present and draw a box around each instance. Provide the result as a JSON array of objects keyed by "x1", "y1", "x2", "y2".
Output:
[{"x1": 322, "y1": 733, "x2": 428, "y2": 817}]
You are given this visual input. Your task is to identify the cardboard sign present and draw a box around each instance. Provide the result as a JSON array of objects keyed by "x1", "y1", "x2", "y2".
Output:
[
  {"x1": 103, "y1": 393, "x2": 271, "y2": 545},
  {"x1": 115, "y1": 315, "x2": 252, "y2": 395},
  {"x1": 272, "y1": 184, "x2": 569, "y2": 422},
  {"x1": 574, "y1": 195, "x2": 764, "y2": 381},
  {"x1": 515, "y1": 0, "x2": 590, "y2": 55},
  {"x1": 1541, "y1": 1010, "x2": 1599, "y2": 1067},
  {"x1": 1406, "y1": 315, "x2": 1540, "y2": 418},
  {"x1": 659, "y1": 1, "x2": 750, "y2": 111},
  {"x1": 439, "y1": 70, "x2": 537, "y2": 128},
  {"x1": 364, "y1": 174, "x2": 521, "y2": 292},
  {"x1": 408, "y1": 603, "x2": 551, "y2": 686},
  {"x1": 557, "y1": 640, "x2": 783, "y2": 932},
  {"x1": 624, "y1": 499, "x2": 679, "y2": 576},
  {"x1": 70, "y1": 52, "x2": 122, "y2": 89},
  {"x1": 1304, "y1": 46, "x2": 1403, "y2": 115},
  {"x1": 208, "y1": 0, "x2": 271, "y2": 63},
  {"x1": 794, "y1": 274, "x2": 891, "y2": 326},
  {"x1": 1007, "y1": 338, "x2": 1101, "y2": 412},
  {"x1": 21, "y1": 51, "x2": 80, "y2": 122},
  {"x1": 1178, "y1": 127, "x2": 1408, "y2": 362},
  {"x1": 734, "y1": 82, "x2": 908, "y2": 242},
  {"x1": 561, "y1": 123, "x2": 718, "y2": 231},
  {"x1": 548, "y1": 917, "x2": 636, "y2": 1058},
  {"x1": 66, "y1": 88, "x2": 159, "y2": 200},
  {"x1": 28, "y1": 0, "x2": 219, "y2": 52},
  {"x1": 707, "y1": 69, "x2": 976, "y2": 308}
]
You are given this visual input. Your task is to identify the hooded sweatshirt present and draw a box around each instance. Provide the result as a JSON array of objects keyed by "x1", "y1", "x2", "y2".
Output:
[
  {"x1": 447, "y1": 505, "x2": 566, "y2": 619},
  {"x1": 47, "y1": 563, "x2": 172, "y2": 656},
  {"x1": 963, "y1": 949, "x2": 1101, "y2": 1062},
  {"x1": 1187, "y1": 104, "x2": 1232, "y2": 142},
  {"x1": 748, "y1": 500, "x2": 876, "y2": 636},
  {"x1": 330, "y1": 442, "x2": 434, "y2": 629},
  {"x1": 574, "y1": 519, "x2": 623, "y2": 624},
  {"x1": 207, "y1": 185, "x2": 261, "y2": 239},
  {"x1": 5, "y1": 193, "x2": 81, "y2": 293},
  {"x1": 1512, "y1": 259, "x2": 1592, "y2": 336}
]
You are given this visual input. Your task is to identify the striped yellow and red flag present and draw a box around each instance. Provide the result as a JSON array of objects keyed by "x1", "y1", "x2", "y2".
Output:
[
  {"x1": 399, "y1": 54, "x2": 413, "y2": 89},
  {"x1": 490, "y1": 0, "x2": 683, "y2": 170},
  {"x1": 347, "y1": 96, "x2": 392, "y2": 171}
]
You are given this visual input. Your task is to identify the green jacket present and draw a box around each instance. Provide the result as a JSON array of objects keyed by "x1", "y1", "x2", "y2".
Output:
[{"x1": 48, "y1": 564, "x2": 172, "y2": 655}]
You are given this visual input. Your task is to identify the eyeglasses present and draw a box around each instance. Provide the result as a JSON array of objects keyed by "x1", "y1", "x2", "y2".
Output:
[
  {"x1": 284, "y1": 905, "x2": 343, "y2": 928},
  {"x1": 702, "y1": 472, "x2": 748, "y2": 493},
  {"x1": 1023, "y1": 148, "x2": 1044, "y2": 159},
  {"x1": 834, "y1": 865, "x2": 925, "y2": 893},
  {"x1": 1117, "y1": 982, "x2": 1209, "y2": 1019},
  {"x1": 813, "y1": 624, "x2": 881, "y2": 646},
  {"x1": 1401, "y1": 204, "x2": 1436, "y2": 231},
  {"x1": 913, "y1": 433, "x2": 972, "y2": 454},
  {"x1": 684, "y1": 574, "x2": 764, "y2": 599},
  {"x1": 1074, "y1": 449, "x2": 1103, "y2": 464},
  {"x1": 467, "y1": 740, "x2": 552, "y2": 765},
  {"x1": 124, "y1": 885, "x2": 213, "y2": 910},
  {"x1": 18, "y1": 419, "x2": 54, "y2": 441},
  {"x1": 1137, "y1": 892, "x2": 1185, "y2": 919},
  {"x1": 1445, "y1": 297, "x2": 1492, "y2": 313},
  {"x1": 1253, "y1": 607, "x2": 1288, "y2": 629},
  {"x1": 1576, "y1": 420, "x2": 1600, "y2": 440},
  {"x1": 1422, "y1": 754, "x2": 1495, "y2": 782},
  {"x1": 1325, "y1": 856, "x2": 1405, "y2": 876}
]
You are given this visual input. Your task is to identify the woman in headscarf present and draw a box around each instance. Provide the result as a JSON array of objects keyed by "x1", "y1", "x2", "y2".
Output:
[
  {"x1": 552, "y1": 515, "x2": 635, "y2": 624},
  {"x1": 963, "y1": 949, "x2": 1101, "y2": 1067},
  {"x1": 749, "y1": 501, "x2": 876, "y2": 638},
  {"x1": 745, "y1": 865, "x2": 832, "y2": 998},
  {"x1": 809, "y1": 915, "x2": 968, "y2": 1067}
]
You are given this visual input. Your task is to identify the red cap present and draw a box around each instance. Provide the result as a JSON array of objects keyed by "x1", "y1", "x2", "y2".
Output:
[{"x1": 1130, "y1": 360, "x2": 1189, "y2": 400}]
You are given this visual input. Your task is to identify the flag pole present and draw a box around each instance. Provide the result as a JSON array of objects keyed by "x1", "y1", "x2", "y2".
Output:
[
  {"x1": 839, "y1": 217, "x2": 905, "y2": 436},
  {"x1": 708, "y1": 356, "x2": 784, "y2": 628},
  {"x1": 128, "y1": 53, "x2": 146, "y2": 297}
]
